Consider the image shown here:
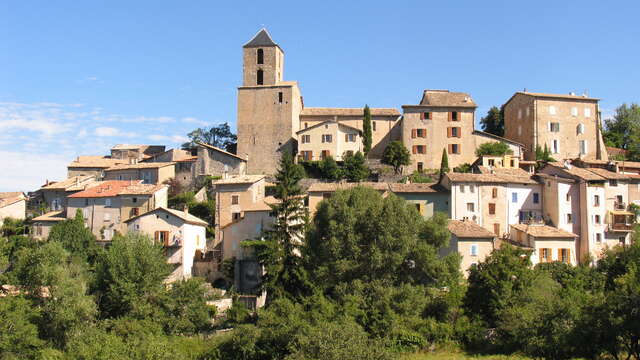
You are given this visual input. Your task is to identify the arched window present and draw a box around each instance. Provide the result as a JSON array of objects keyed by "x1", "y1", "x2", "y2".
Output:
[
  {"x1": 257, "y1": 69, "x2": 263, "y2": 85},
  {"x1": 257, "y1": 49, "x2": 264, "y2": 64}
]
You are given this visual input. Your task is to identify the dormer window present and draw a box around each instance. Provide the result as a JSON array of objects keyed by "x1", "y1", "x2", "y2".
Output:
[{"x1": 257, "y1": 48, "x2": 264, "y2": 64}]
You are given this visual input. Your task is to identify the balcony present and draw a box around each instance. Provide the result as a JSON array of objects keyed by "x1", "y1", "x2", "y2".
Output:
[
  {"x1": 614, "y1": 202, "x2": 627, "y2": 211},
  {"x1": 607, "y1": 212, "x2": 635, "y2": 232}
]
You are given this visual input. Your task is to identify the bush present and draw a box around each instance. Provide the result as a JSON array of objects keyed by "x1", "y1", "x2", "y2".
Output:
[{"x1": 475, "y1": 142, "x2": 513, "y2": 157}]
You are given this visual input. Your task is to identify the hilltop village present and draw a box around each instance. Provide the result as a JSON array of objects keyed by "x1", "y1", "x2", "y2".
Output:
[{"x1": 1, "y1": 28, "x2": 638, "y2": 306}]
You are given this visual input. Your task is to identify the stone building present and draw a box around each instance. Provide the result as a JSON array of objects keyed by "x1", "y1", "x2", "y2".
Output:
[
  {"x1": 110, "y1": 144, "x2": 166, "y2": 162},
  {"x1": 67, "y1": 156, "x2": 127, "y2": 178},
  {"x1": 194, "y1": 142, "x2": 247, "y2": 179},
  {"x1": 0, "y1": 192, "x2": 26, "y2": 226},
  {"x1": 445, "y1": 219, "x2": 497, "y2": 275},
  {"x1": 510, "y1": 224, "x2": 578, "y2": 266},
  {"x1": 296, "y1": 121, "x2": 363, "y2": 161},
  {"x1": 39, "y1": 175, "x2": 96, "y2": 211},
  {"x1": 103, "y1": 162, "x2": 175, "y2": 185},
  {"x1": 502, "y1": 91, "x2": 608, "y2": 161}
]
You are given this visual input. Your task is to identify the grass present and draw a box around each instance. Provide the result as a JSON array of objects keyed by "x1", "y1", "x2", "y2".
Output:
[{"x1": 400, "y1": 350, "x2": 531, "y2": 360}]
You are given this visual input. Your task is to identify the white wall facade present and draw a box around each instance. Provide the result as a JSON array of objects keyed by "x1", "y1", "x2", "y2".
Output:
[
  {"x1": 450, "y1": 183, "x2": 482, "y2": 224},
  {"x1": 506, "y1": 184, "x2": 542, "y2": 226}
]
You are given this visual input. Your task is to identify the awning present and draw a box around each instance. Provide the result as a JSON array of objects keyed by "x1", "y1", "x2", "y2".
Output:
[{"x1": 611, "y1": 210, "x2": 635, "y2": 216}]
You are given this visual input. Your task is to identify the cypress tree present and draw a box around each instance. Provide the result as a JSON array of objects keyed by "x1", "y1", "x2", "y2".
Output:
[
  {"x1": 363, "y1": 105, "x2": 372, "y2": 154},
  {"x1": 439, "y1": 148, "x2": 450, "y2": 178}
]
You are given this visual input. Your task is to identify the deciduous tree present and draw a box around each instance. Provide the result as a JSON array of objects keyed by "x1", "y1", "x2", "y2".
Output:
[
  {"x1": 381, "y1": 141, "x2": 410, "y2": 174},
  {"x1": 479, "y1": 106, "x2": 504, "y2": 136}
]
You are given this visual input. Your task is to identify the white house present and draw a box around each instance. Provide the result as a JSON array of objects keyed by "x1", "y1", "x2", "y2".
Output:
[
  {"x1": 125, "y1": 207, "x2": 208, "y2": 282},
  {"x1": 0, "y1": 192, "x2": 26, "y2": 226}
]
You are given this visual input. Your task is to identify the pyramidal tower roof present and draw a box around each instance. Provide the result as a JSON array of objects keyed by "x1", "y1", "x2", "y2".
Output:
[{"x1": 243, "y1": 28, "x2": 278, "y2": 48}]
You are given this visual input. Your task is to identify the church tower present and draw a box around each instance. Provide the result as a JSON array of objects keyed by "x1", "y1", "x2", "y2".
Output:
[{"x1": 236, "y1": 29, "x2": 302, "y2": 175}]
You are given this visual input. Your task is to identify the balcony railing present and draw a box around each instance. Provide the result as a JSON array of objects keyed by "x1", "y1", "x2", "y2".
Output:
[
  {"x1": 614, "y1": 202, "x2": 627, "y2": 211},
  {"x1": 609, "y1": 223, "x2": 634, "y2": 232}
]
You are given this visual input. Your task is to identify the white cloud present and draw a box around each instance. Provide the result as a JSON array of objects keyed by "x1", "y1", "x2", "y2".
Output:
[
  {"x1": 0, "y1": 150, "x2": 69, "y2": 192},
  {"x1": 148, "y1": 134, "x2": 188, "y2": 143},
  {"x1": 182, "y1": 117, "x2": 209, "y2": 126},
  {"x1": 94, "y1": 126, "x2": 136, "y2": 138}
]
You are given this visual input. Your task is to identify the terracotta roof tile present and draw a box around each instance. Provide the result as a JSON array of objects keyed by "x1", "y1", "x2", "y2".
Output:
[
  {"x1": 0, "y1": 192, "x2": 25, "y2": 208},
  {"x1": 511, "y1": 224, "x2": 577, "y2": 238},
  {"x1": 213, "y1": 175, "x2": 266, "y2": 185},
  {"x1": 40, "y1": 175, "x2": 96, "y2": 191},
  {"x1": 307, "y1": 182, "x2": 391, "y2": 192},
  {"x1": 32, "y1": 210, "x2": 67, "y2": 222},
  {"x1": 389, "y1": 182, "x2": 448, "y2": 193},
  {"x1": 124, "y1": 207, "x2": 208, "y2": 226},
  {"x1": 105, "y1": 162, "x2": 174, "y2": 171},
  {"x1": 476, "y1": 167, "x2": 539, "y2": 184},
  {"x1": 585, "y1": 167, "x2": 630, "y2": 180},
  {"x1": 68, "y1": 156, "x2": 128, "y2": 168},
  {"x1": 418, "y1": 90, "x2": 476, "y2": 107},
  {"x1": 68, "y1": 180, "x2": 163, "y2": 198},
  {"x1": 445, "y1": 172, "x2": 508, "y2": 183},
  {"x1": 300, "y1": 107, "x2": 400, "y2": 117},
  {"x1": 546, "y1": 162, "x2": 606, "y2": 181},
  {"x1": 514, "y1": 91, "x2": 599, "y2": 101},
  {"x1": 448, "y1": 220, "x2": 495, "y2": 238}
]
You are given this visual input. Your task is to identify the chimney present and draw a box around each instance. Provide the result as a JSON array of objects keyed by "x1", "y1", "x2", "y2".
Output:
[
  {"x1": 569, "y1": 92, "x2": 576, "y2": 96},
  {"x1": 183, "y1": 204, "x2": 189, "y2": 214}
]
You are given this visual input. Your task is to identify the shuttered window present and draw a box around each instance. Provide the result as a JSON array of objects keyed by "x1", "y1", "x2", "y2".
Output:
[
  {"x1": 492, "y1": 188, "x2": 498, "y2": 198},
  {"x1": 489, "y1": 203, "x2": 496, "y2": 215}
]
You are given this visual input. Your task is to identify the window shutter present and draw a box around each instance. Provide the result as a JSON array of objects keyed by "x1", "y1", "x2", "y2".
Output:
[
  {"x1": 448, "y1": 112, "x2": 452, "y2": 121},
  {"x1": 446, "y1": 127, "x2": 451, "y2": 138},
  {"x1": 492, "y1": 188, "x2": 498, "y2": 198},
  {"x1": 567, "y1": 249, "x2": 571, "y2": 263},
  {"x1": 448, "y1": 144, "x2": 452, "y2": 154},
  {"x1": 421, "y1": 129, "x2": 427, "y2": 138},
  {"x1": 557, "y1": 248, "x2": 562, "y2": 262},
  {"x1": 154, "y1": 231, "x2": 159, "y2": 243},
  {"x1": 457, "y1": 127, "x2": 462, "y2": 138},
  {"x1": 428, "y1": 112, "x2": 432, "y2": 120},
  {"x1": 420, "y1": 112, "x2": 425, "y2": 120},
  {"x1": 411, "y1": 129, "x2": 416, "y2": 138}
]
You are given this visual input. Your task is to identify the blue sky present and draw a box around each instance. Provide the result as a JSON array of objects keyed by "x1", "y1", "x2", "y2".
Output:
[{"x1": 2, "y1": 0, "x2": 639, "y2": 191}]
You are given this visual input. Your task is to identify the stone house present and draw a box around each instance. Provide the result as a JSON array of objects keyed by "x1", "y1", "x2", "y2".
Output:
[
  {"x1": 502, "y1": 91, "x2": 607, "y2": 161},
  {"x1": 445, "y1": 219, "x2": 497, "y2": 276},
  {"x1": 110, "y1": 144, "x2": 166, "y2": 162},
  {"x1": 306, "y1": 182, "x2": 391, "y2": 216},
  {"x1": 510, "y1": 224, "x2": 578, "y2": 266},
  {"x1": 194, "y1": 142, "x2": 247, "y2": 180},
  {"x1": 221, "y1": 196, "x2": 277, "y2": 261},
  {"x1": 0, "y1": 192, "x2": 26, "y2": 226},
  {"x1": 66, "y1": 180, "x2": 168, "y2": 243},
  {"x1": 103, "y1": 162, "x2": 175, "y2": 185},
  {"x1": 31, "y1": 210, "x2": 67, "y2": 240},
  {"x1": 67, "y1": 156, "x2": 127, "y2": 178},
  {"x1": 296, "y1": 121, "x2": 363, "y2": 161},
  {"x1": 125, "y1": 207, "x2": 207, "y2": 282},
  {"x1": 145, "y1": 148, "x2": 198, "y2": 190},
  {"x1": 39, "y1": 175, "x2": 96, "y2": 211}
]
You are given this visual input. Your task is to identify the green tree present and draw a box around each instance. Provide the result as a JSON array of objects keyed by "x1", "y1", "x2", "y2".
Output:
[
  {"x1": 319, "y1": 155, "x2": 341, "y2": 181},
  {"x1": 243, "y1": 152, "x2": 311, "y2": 302},
  {"x1": 182, "y1": 122, "x2": 237, "y2": 153},
  {"x1": 0, "y1": 296, "x2": 44, "y2": 358},
  {"x1": 381, "y1": 141, "x2": 410, "y2": 174},
  {"x1": 535, "y1": 144, "x2": 557, "y2": 164},
  {"x1": 464, "y1": 244, "x2": 534, "y2": 327},
  {"x1": 362, "y1": 105, "x2": 372, "y2": 154},
  {"x1": 343, "y1": 151, "x2": 369, "y2": 182},
  {"x1": 603, "y1": 103, "x2": 640, "y2": 159},
  {"x1": 161, "y1": 278, "x2": 215, "y2": 335},
  {"x1": 48, "y1": 209, "x2": 100, "y2": 262},
  {"x1": 475, "y1": 142, "x2": 513, "y2": 157},
  {"x1": 0, "y1": 217, "x2": 26, "y2": 237},
  {"x1": 94, "y1": 232, "x2": 171, "y2": 319},
  {"x1": 439, "y1": 148, "x2": 449, "y2": 178},
  {"x1": 479, "y1": 106, "x2": 504, "y2": 136},
  {"x1": 453, "y1": 163, "x2": 472, "y2": 173}
]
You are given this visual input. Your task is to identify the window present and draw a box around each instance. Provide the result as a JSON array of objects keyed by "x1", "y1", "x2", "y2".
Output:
[
  {"x1": 533, "y1": 193, "x2": 539, "y2": 204},
  {"x1": 372, "y1": 121, "x2": 376, "y2": 131},
  {"x1": 549, "y1": 105, "x2": 556, "y2": 115},
  {"x1": 154, "y1": 231, "x2": 169, "y2": 245},
  {"x1": 132, "y1": 197, "x2": 137, "y2": 203},
  {"x1": 567, "y1": 213, "x2": 572, "y2": 224},
  {"x1": 232, "y1": 212, "x2": 241, "y2": 222},
  {"x1": 305, "y1": 122, "x2": 308, "y2": 128},
  {"x1": 571, "y1": 107, "x2": 578, "y2": 116},
  {"x1": 417, "y1": 162, "x2": 424, "y2": 172},
  {"x1": 594, "y1": 195, "x2": 600, "y2": 206},
  {"x1": 595, "y1": 214, "x2": 601, "y2": 224},
  {"x1": 142, "y1": 172, "x2": 151, "y2": 184},
  {"x1": 448, "y1": 144, "x2": 460, "y2": 154},
  {"x1": 416, "y1": 128, "x2": 427, "y2": 137},
  {"x1": 470, "y1": 244, "x2": 478, "y2": 256},
  {"x1": 596, "y1": 233, "x2": 602, "y2": 243},
  {"x1": 85, "y1": 198, "x2": 89, "y2": 206},
  {"x1": 518, "y1": 109, "x2": 522, "y2": 119},
  {"x1": 517, "y1": 125, "x2": 522, "y2": 136},
  {"x1": 616, "y1": 195, "x2": 623, "y2": 204},
  {"x1": 278, "y1": 92, "x2": 283, "y2": 103},
  {"x1": 560, "y1": 248, "x2": 571, "y2": 263},
  {"x1": 579, "y1": 140, "x2": 587, "y2": 155},
  {"x1": 566, "y1": 193, "x2": 571, "y2": 202},
  {"x1": 610, "y1": 180, "x2": 618, "y2": 187},
  {"x1": 449, "y1": 127, "x2": 460, "y2": 138},
  {"x1": 52, "y1": 198, "x2": 61, "y2": 211},
  {"x1": 584, "y1": 108, "x2": 591, "y2": 117},
  {"x1": 469, "y1": 185, "x2": 475, "y2": 193},
  {"x1": 105, "y1": 198, "x2": 111, "y2": 207},
  {"x1": 512, "y1": 192, "x2": 518, "y2": 203},
  {"x1": 577, "y1": 123, "x2": 585, "y2": 134},
  {"x1": 467, "y1": 202, "x2": 475, "y2": 212},
  {"x1": 412, "y1": 145, "x2": 426, "y2": 154},
  {"x1": 492, "y1": 187, "x2": 498, "y2": 198},
  {"x1": 460, "y1": 185, "x2": 465, "y2": 193},
  {"x1": 540, "y1": 248, "x2": 551, "y2": 263},
  {"x1": 488, "y1": 159, "x2": 495, "y2": 166},
  {"x1": 104, "y1": 213, "x2": 111, "y2": 221},
  {"x1": 450, "y1": 111, "x2": 459, "y2": 121},
  {"x1": 321, "y1": 134, "x2": 332, "y2": 143},
  {"x1": 489, "y1": 203, "x2": 496, "y2": 215},
  {"x1": 301, "y1": 134, "x2": 311, "y2": 144},
  {"x1": 526, "y1": 107, "x2": 530, "y2": 117},
  {"x1": 552, "y1": 139, "x2": 560, "y2": 154},
  {"x1": 345, "y1": 133, "x2": 357, "y2": 142},
  {"x1": 257, "y1": 69, "x2": 263, "y2": 85},
  {"x1": 420, "y1": 112, "x2": 431, "y2": 120},
  {"x1": 257, "y1": 48, "x2": 264, "y2": 64},
  {"x1": 131, "y1": 207, "x2": 139, "y2": 217},
  {"x1": 321, "y1": 150, "x2": 330, "y2": 159},
  {"x1": 231, "y1": 195, "x2": 239, "y2": 205},
  {"x1": 494, "y1": 223, "x2": 501, "y2": 236},
  {"x1": 549, "y1": 122, "x2": 560, "y2": 132}
]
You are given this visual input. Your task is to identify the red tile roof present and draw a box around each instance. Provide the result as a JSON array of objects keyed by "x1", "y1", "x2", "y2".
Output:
[{"x1": 68, "y1": 180, "x2": 163, "y2": 198}]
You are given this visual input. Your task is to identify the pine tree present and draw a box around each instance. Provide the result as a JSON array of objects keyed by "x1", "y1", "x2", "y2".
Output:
[
  {"x1": 242, "y1": 152, "x2": 311, "y2": 302},
  {"x1": 363, "y1": 105, "x2": 372, "y2": 154},
  {"x1": 439, "y1": 148, "x2": 450, "y2": 178}
]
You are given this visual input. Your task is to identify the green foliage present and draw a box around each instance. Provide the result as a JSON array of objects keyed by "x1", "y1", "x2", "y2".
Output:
[
  {"x1": 439, "y1": 149, "x2": 449, "y2": 178},
  {"x1": 479, "y1": 106, "x2": 504, "y2": 137},
  {"x1": 363, "y1": 105, "x2": 372, "y2": 154},
  {"x1": 0, "y1": 217, "x2": 26, "y2": 237},
  {"x1": 534, "y1": 144, "x2": 556, "y2": 164},
  {"x1": 408, "y1": 171, "x2": 434, "y2": 183},
  {"x1": 453, "y1": 163, "x2": 472, "y2": 173},
  {"x1": 243, "y1": 152, "x2": 311, "y2": 302},
  {"x1": 0, "y1": 296, "x2": 44, "y2": 358},
  {"x1": 382, "y1": 141, "x2": 411, "y2": 174},
  {"x1": 603, "y1": 103, "x2": 640, "y2": 160},
  {"x1": 475, "y1": 142, "x2": 513, "y2": 157},
  {"x1": 182, "y1": 123, "x2": 237, "y2": 153},
  {"x1": 48, "y1": 209, "x2": 100, "y2": 262},
  {"x1": 162, "y1": 278, "x2": 215, "y2": 335},
  {"x1": 94, "y1": 232, "x2": 171, "y2": 319},
  {"x1": 343, "y1": 151, "x2": 370, "y2": 182},
  {"x1": 318, "y1": 155, "x2": 342, "y2": 181}
]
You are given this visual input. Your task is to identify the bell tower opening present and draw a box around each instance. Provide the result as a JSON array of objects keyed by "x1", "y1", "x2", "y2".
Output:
[
  {"x1": 242, "y1": 28, "x2": 283, "y2": 86},
  {"x1": 257, "y1": 48, "x2": 264, "y2": 64},
  {"x1": 257, "y1": 69, "x2": 263, "y2": 85}
]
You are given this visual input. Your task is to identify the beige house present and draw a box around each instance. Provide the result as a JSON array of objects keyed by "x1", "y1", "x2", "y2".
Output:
[
  {"x1": 125, "y1": 207, "x2": 207, "y2": 282},
  {"x1": 39, "y1": 175, "x2": 96, "y2": 211},
  {"x1": 103, "y1": 162, "x2": 175, "y2": 185},
  {"x1": 296, "y1": 121, "x2": 363, "y2": 161},
  {"x1": 221, "y1": 196, "x2": 277, "y2": 261},
  {"x1": 446, "y1": 219, "x2": 496, "y2": 275},
  {"x1": 194, "y1": 142, "x2": 247, "y2": 179},
  {"x1": 510, "y1": 224, "x2": 578, "y2": 266},
  {"x1": 66, "y1": 180, "x2": 168, "y2": 243},
  {"x1": 306, "y1": 182, "x2": 391, "y2": 216},
  {"x1": 503, "y1": 91, "x2": 607, "y2": 161},
  {"x1": 110, "y1": 144, "x2": 166, "y2": 162},
  {"x1": 67, "y1": 155, "x2": 127, "y2": 178},
  {"x1": 211, "y1": 175, "x2": 267, "y2": 247},
  {"x1": 0, "y1": 192, "x2": 26, "y2": 226},
  {"x1": 31, "y1": 210, "x2": 67, "y2": 240}
]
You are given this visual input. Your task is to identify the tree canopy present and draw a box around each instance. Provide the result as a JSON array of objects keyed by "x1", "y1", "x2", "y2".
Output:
[
  {"x1": 603, "y1": 103, "x2": 640, "y2": 160},
  {"x1": 182, "y1": 123, "x2": 237, "y2": 153},
  {"x1": 479, "y1": 106, "x2": 504, "y2": 136},
  {"x1": 381, "y1": 141, "x2": 410, "y2": 174},
  {"x1": 475, "y1": 142, "x2": 513, "y2": 157}
]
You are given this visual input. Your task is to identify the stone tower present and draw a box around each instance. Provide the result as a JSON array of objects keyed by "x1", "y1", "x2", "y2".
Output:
[{"x1": 236, "y1": 29, "x2": 302, "y2": 175}]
